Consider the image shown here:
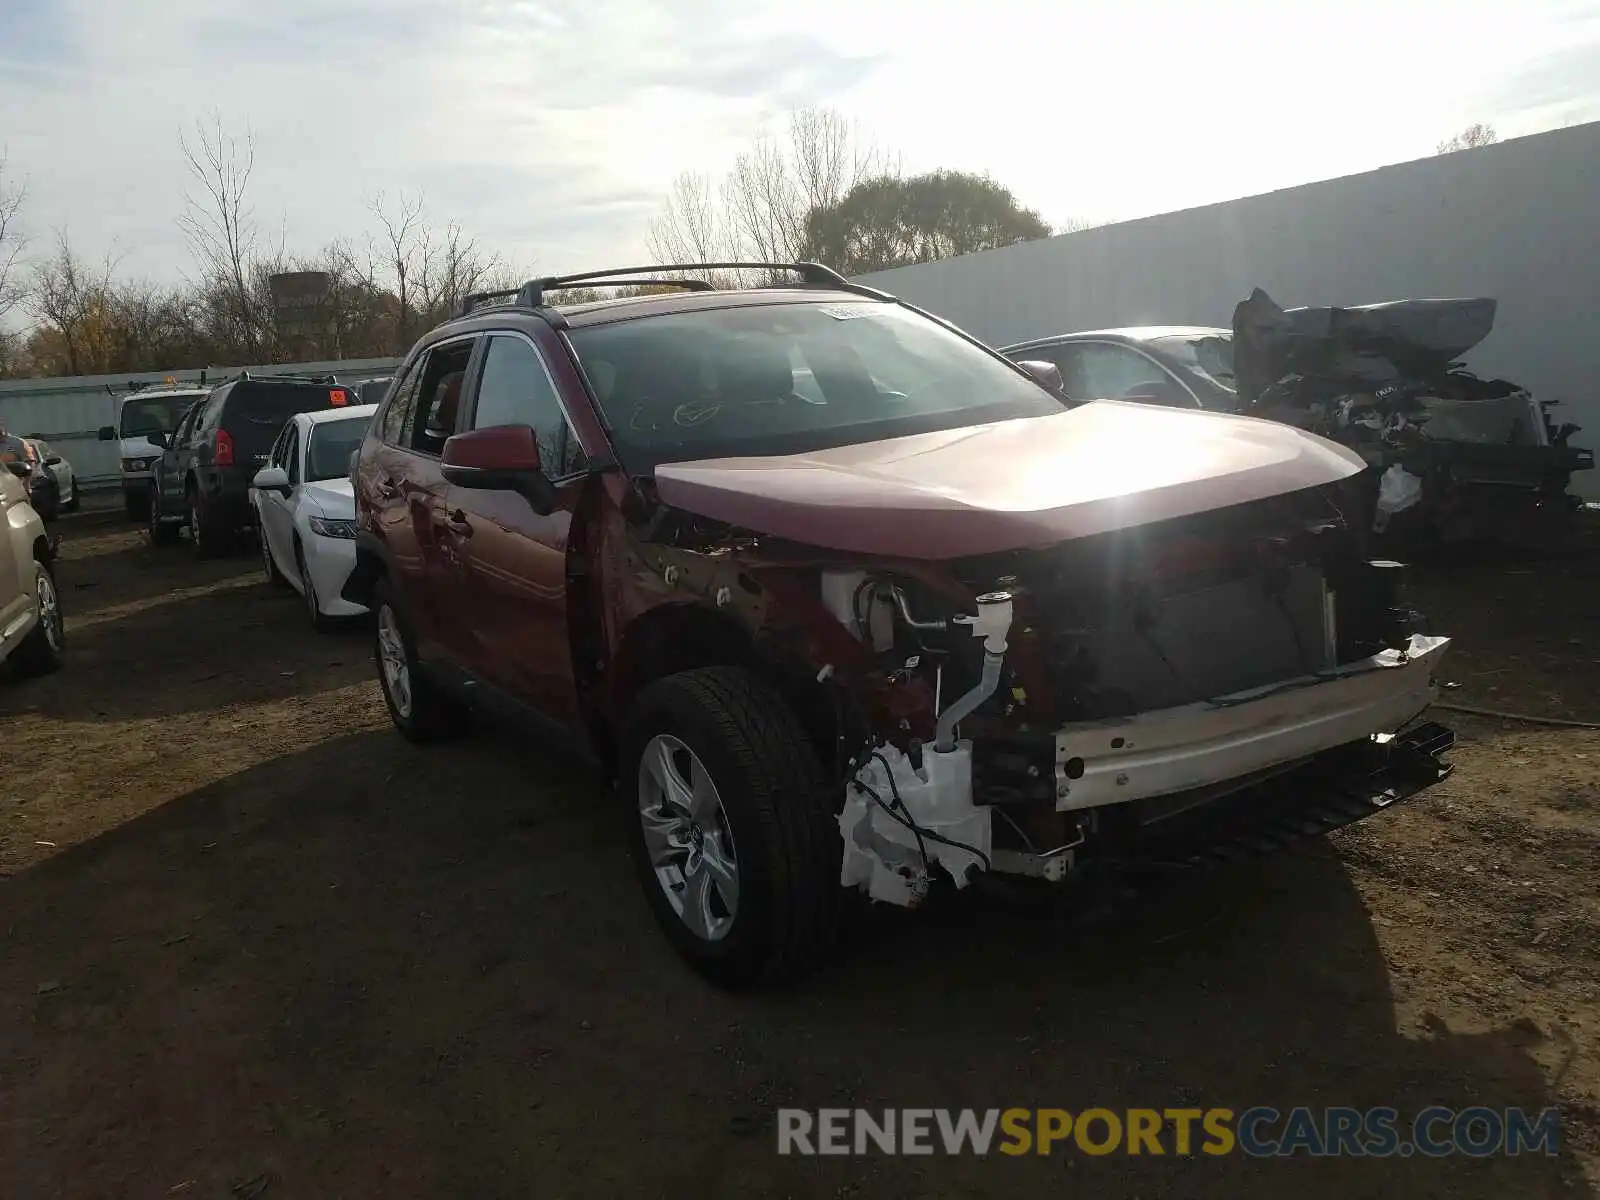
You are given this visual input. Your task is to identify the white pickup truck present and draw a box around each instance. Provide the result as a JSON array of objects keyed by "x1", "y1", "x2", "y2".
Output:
[
  {"x1": 0, "y1": 456, "x2": 63, "y2": 679},
  {"x1": 98, "y1": 383, "x2": 212, "y2": 521}
]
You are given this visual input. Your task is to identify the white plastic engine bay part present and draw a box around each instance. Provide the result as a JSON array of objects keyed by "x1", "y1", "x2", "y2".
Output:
[
  {"x1": 819, "y1": 570, "x2": 894, "y2": 651},
  {"x1": 839, "y1": 741, "x2": 991, "y2": 907}
]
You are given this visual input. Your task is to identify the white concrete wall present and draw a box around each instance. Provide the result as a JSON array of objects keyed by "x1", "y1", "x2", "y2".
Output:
[{"x1": 854, "y1": 120, "x2": 1600, "y2": 497}]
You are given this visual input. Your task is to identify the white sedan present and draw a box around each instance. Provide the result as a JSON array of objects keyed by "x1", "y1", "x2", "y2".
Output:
[{"x1": 251, "y1": 404, "x2": 379, "y2": 630}]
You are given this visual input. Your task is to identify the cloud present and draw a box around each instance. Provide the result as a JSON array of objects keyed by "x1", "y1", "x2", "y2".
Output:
[
  {"x1": 0, "y1": 0, "x2": 1594, "y2": 301},
  {"x1": 1478, "y1": 35, "x2": 1600, "y2": 126},
  {"x1": 0, "y1": 0, "x2": 886, "y2": 285}
]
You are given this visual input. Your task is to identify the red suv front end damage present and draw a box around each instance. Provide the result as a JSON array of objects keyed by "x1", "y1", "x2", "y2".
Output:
[
  {"x1": 348, "y1": 262, "x2": 1455, "y2": 988},
  {"x1": 610, "y1": 406, "x2": 1454, "y2": 911}
]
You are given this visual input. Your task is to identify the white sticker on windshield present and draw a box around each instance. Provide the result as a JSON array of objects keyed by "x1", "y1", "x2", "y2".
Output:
[{"x1": 816, "y1": 305, "x2": 873, "y2": 320}]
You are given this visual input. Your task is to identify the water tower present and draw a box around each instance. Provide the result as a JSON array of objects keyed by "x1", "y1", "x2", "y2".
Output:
[{"x1": 267, "y1": 270, "x2": 333, "y2": 359}]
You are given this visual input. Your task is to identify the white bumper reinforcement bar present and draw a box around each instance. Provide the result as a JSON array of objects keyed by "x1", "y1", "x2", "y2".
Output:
[{"x1": 1054, "y1": 634, "x2": 1451, "y2": 811}]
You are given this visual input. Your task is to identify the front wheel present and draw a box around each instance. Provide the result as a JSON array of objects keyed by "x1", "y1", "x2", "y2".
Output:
[
  {"x1": 296, "y1": 542, "x2": 337, "y2": 633},
  {"x1": 620, "y1": 666, "x2": 842, "y2": 988}
]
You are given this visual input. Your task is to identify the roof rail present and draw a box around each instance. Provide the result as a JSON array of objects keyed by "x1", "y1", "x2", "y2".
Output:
[
  {"x1": 232, "y1": 370, "x2": 340, "y2": 385},
  {"x1": 457, "y1": 260, "x2": 888, "y2": 316}
]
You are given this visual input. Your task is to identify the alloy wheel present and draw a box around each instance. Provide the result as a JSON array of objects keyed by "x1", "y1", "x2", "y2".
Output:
[
  {"x1": 36, "y1": 567, "x2": 62, "y2": 653},
  {"x1": 636, "y1": 733, "x2": 741, "y2": 942},
  {"x1": 376, "y1": 605, "x2": 412, "y2": 719}
]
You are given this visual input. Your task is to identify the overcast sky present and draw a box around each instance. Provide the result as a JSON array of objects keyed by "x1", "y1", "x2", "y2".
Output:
[{"x1": 2, "y1": 0, "x2": 1598, "y2": 288}]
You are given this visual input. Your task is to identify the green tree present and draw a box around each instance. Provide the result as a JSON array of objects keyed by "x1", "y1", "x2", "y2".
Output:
[{"x1": 800, "y1": 170, "x2": 1051, "y2": 275}]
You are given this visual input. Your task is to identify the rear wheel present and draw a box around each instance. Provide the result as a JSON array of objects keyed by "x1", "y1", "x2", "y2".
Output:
[
  {"x1": 188, "y1": 488, "x2": 231, "y2": 560},
  {"x1": 372, "y1": 579, "x2": 469, "y2": 742},
  {"x1": 124, "y1": 489, "x2": 149, "y2": 523},
  {"x1": 10, "y1": 560, "x2": 64, "y2": 678},
  {"x1": 147, "y1": 486, "x2": 179, "y2": 545},
  {"x1": 620, "y1": 666, "x2": 842, "y2": 988}
]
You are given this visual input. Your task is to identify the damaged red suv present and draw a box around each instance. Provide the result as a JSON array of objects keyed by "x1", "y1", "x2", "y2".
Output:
[{"x1": 344, "y1": 261, "x2": 1456, "y2": 987}]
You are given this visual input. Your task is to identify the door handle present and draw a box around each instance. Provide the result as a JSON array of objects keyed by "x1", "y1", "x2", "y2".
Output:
[
  {"x1": 443, "y1": 509, "x2": 474, "y2": 538},
  {"x1": 375, "y1": 476, "x2": 400, "y2": 500}
]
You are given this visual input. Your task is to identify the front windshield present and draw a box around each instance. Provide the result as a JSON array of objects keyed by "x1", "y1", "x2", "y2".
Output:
[
  {"x1": 121, "y1": 394, "x2": 205, "y2": 438},
  {"x1": 306, "y1": 416, "x2": 370, "y2": 482},
  {"x1": 565, "y1": 299, "x2": 1063, "y2": 471},
  {"x1": 1155, "y1": 334, "x2": 1237, "y2": 392}
]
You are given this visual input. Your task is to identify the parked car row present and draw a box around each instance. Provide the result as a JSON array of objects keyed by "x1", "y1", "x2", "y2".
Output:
[
  {"x1": 0, "y1": 429, "x2": 79, "y2": 522},
  {"x1": 99, "y1": 372, "x2": 381, "y2": 631}
]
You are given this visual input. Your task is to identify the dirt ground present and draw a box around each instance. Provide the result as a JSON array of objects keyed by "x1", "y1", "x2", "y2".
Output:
[{"x1": 1, "y1": 508, "x2": 1597, "y2": 1199}]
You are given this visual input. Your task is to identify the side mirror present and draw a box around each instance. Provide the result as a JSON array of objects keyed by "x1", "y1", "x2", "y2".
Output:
[
  {"x1": 45, "y1": 455, "x2": 62, "y2": 466},
  {"x1": 1015, "y1": 359, "x2": 1066, "y2": 395},
  {"x1": 97, "y1": 426, "x2": 117, "y2": 441},
  {"x1": 253, "y1": 464, "x2": 291, "y2": 494},
  {"x1": 5, "y1": 460, "x2": 30, "y2": 478},
  {"x1": 440, "y1": 424, "x2": 556, "y2": 515},
  {"x1": 146, "y1": 430, "x2": 169, "y2": 448}
]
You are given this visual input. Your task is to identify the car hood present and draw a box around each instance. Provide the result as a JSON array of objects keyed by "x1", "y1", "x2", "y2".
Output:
[
  {"x1": 120, "y1": 436, "x2": 162, "y2": 458},
  {"x1": 652, "y1": 401, "x2": 1366, "y2": 560},
  {"x1": 302, "y1": 479, "x2": 355, "y2": 518}
]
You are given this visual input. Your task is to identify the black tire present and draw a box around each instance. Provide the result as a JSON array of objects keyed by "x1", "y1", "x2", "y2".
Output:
[
  {"x1": 188, "y1": 487, "x2": 231, "y2": 560},
  {"x1": 124, "y1": 490, "x2": 149, "y2": 523},
  {"x1": 147, "y1": 486, "x2": 179, "y2": 545},
  {"x1": 10, "y1": 560, "x2": 65, "y2": 678},
  {"x1": 296, "y1": 540, "x2": 337, "y2": 633},
  {"x1": 372, "y1": 578, "x2": 470, "y2": 742},
  {"x1": 620, "y1": 666, "x2": 842, "y2": 988}
]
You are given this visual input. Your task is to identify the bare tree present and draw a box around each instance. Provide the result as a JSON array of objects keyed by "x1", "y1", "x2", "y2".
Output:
[
  {"x1": 648, "y1": 106, "x2": 897, "y2": 282},
  {"x1": 178, "y1": 111, "x2": 266, "y2": 353},
  {"x1": 647, "y1": 171, "x2": 726, "y2": 264},
  {"x1": 370, "y1": 189, "x2": 425, "y2": 342},
  {"x1": 0, "y1": 153, "x2": 25, "y2": 324},
  {"x1": 1436, "y1": 123, "x2": 1499, "y2": 154},
  {"x1": 414, "y1": 219, "x2": 503, "y2": 320},
  {"x1": 0, "y1": 154, "x2": 26, "y2": 376},
  {"x1": 29, "y1": 232, "x2": 117, "y2": 376}
]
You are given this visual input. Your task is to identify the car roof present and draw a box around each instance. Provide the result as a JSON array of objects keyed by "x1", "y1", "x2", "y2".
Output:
[
  {"x1": 435, "y1": 286, "x2": 880, "y2": 338},
  {"x1": 1004, "y1": 325, "x2": 1230, "y2": 351},
  {"x1": 297, "y1": 402, "x2": 380, "y2": 427},
  {"x1": 120, "y1": 386, "x2": 209, "y2": 401}
]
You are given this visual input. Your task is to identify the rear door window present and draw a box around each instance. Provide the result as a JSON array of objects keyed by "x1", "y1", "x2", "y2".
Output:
[
  {"x1": 408, "y1": 339, "x2": 478, "y2": 457},
  {"x1": 378, "y1": 365, "x2": 422, "y2": 447}
]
